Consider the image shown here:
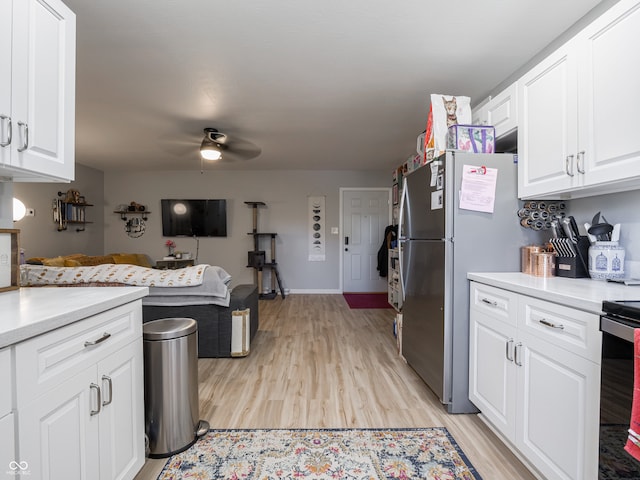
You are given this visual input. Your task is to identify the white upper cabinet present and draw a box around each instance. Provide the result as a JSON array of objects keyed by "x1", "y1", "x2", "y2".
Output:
[
  {"x1": 0, "y1": 0, "x2": 75, "y2": 182},
  {"x1": 518, "y1": 0, "x2": 640, "y2": 199},
  {"x1": 472, "y1": 97, "x2": 489, "y2": 126},
  {"x1": 472, "y1": 83, "x2": 518, "y2": 140},
  {"x1": 0, "y1": 1, "x2": 13, "y2": 166},
  {"x1": 578, "y1": 0, "x2": 640, "y2": 188},
  {"x1": 518, "y1": 41, "x2": 580, "y2": 198},
  {"x1": 487, "y1": 83, "x2": 518, "y2": 139}
]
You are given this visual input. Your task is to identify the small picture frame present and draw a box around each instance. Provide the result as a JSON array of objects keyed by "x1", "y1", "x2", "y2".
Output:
[
  {"x1": 0, "y1": 229, "x2": 20, "y2": 293},
  {"x1": 392, "y1": 183, "x2": 399, "y2": 205}
]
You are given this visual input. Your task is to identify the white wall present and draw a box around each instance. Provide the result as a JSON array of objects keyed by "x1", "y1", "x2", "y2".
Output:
[
  {"x1": 11, "y1": 164, "x2": 105, "y2": 259},
  {"x1": 0, "y1": 183, "x2": 14, "y2": 229},
  {"x1": 568, "y1": 189, "x2": 640, "y2": 277},
  {"x1": 103, "y1": 169, "x2": 389, "y2": 291},
  {"x1": 5, "y1": 165, "x2": 640, "y2": 285}
]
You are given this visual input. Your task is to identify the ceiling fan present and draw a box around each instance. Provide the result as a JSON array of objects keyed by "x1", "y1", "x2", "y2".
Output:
[{"x1": 157, "y1": 121, "x2": 262, "y2": 171}]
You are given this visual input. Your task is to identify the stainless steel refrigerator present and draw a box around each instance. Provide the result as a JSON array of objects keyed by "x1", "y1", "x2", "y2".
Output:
[{"x1": 398, "y1": 151, "x2": 541, "y2": 413}]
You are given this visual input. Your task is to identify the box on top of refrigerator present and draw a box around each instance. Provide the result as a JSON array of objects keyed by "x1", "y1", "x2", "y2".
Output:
[{"x1": 447, "y1": 124, "x2": 495, "y2": 153}]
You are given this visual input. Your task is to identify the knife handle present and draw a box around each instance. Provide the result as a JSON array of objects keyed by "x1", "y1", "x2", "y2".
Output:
[{"x1": 568, "y1": 216, "x2": 580, "y2": 241}]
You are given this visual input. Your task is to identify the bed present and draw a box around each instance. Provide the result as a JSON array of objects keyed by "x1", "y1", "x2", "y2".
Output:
[{"x1": 22, "y1": 263, "x2": 259, "y2": 357}]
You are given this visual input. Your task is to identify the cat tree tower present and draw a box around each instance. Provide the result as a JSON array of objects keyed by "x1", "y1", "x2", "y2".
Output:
[{"x1": 245, "y1": 201, "x2": 285, "y2": 299}]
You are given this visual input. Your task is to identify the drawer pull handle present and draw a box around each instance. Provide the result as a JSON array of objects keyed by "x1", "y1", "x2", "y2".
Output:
[
  {"x1": 481, "y1": 298, "x2": 498, "y2": 307},
  {"x1": 90, "y1": 383, "x2": 101, "y2": 416},
  {"x1": 539, "y1": 319, "x2": 564, "y2": 330},
  {"x1": 102, "y1": 375, "x2": 113, "y2": 406},
  {"x1": 84, "y1": 332, "x2": 111, "y2": 347}
]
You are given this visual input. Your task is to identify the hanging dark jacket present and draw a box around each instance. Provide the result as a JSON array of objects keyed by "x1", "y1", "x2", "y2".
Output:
[{"x1": 377, "y1": 224, "x2": 397, "y2": 277}]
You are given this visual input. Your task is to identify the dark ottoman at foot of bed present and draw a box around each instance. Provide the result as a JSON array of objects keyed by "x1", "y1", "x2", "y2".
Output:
[{"x1": 142, "y1": 284, "x2": 259, "y2": 358}]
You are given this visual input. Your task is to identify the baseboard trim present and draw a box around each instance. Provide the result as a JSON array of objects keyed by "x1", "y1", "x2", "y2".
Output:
[{"x1": 286, "y1": 289, "x2": 342, "y2": 294}]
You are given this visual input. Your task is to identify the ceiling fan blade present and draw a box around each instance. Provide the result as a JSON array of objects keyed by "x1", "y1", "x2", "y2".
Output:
[{"x1": 222, "y1": 137, "x2": 262, "y2": 161}]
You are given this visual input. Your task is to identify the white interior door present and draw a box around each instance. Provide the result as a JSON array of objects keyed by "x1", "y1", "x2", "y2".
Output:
[{"x1": 341, "y1": 188, "x2": 391, "y2": 293}]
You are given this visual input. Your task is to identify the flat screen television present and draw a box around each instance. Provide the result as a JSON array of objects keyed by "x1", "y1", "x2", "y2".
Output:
[{"x1": 161, "y1": 199, "x2": 227, "y2": 237}]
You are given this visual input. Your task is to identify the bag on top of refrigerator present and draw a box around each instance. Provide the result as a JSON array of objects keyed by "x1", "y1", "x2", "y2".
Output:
[
  {"x1": 447, "y1": 124, "x2": 495, "y2": 153},
  {"x1": 423, "y1": 94, "x2": 471, "y2": 161}
]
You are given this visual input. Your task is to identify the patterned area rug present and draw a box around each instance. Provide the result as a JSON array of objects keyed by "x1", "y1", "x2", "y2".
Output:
[
  {"x1": 343, "y1": 293, "x2": 392, "y2": 309},
  {"x1": 157, "y1": 428, "x2": 482, "y2": 479},
  {"x1": 599, "y1": 424, "x2": 640, "y2": 479}
]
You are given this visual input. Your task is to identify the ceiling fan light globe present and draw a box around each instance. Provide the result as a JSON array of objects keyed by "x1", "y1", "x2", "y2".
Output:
[{"x1": 200, "y1": 148, "x2": 222, "y2": 161}]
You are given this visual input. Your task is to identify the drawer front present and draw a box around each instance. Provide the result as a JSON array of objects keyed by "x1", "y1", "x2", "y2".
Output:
[
  {"x1": 518, "y1": 295, "x2": 601, "y2": 362},
  {"x1": 16, "y1": 300, "x2": 142, "y2": 403},
  {"x1": 470, "y1": 282, "x2": 517, "y2": 326},
  {"x1": 0, "y1": 347, "x2": 13, "y2": 416}
]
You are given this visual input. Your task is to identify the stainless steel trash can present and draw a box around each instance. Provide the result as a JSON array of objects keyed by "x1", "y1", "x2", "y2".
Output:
[{"x1": 143, "y1": 318, "x2": 208, "y2": 458}]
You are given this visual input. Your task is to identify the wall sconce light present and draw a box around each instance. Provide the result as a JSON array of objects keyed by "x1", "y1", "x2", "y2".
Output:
[{"x1": 13, "y1": 198, "x2": 26, "y2": 222}]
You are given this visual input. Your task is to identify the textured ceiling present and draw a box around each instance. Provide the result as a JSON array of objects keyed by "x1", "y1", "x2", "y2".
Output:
[{"x1": 64, "y1": 0, "x2": 603, "y2": 173}]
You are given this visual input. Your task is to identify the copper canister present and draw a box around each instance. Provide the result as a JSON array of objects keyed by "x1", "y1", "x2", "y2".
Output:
[
  {"x1": 521, "y1": 245, "x2": 546, "y2": 274},
  {"x1": 532, "y1": 252, "x2": 556, "y2": 277}
]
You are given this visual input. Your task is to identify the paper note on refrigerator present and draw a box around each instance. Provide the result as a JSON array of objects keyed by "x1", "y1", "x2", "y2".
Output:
[{"x1": 459, "y1": 164, "x2": 497, "y2": 213}]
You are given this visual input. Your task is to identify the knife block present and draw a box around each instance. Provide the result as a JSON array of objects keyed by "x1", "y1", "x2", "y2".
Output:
[{"x1": 555, "y1": 236, "x2": 590, "y2": 278}]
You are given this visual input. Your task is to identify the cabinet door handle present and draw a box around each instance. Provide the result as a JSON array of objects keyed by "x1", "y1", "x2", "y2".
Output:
[
  {"x1": 481, "y1": 297, "x2": 498, "y2": 307},
  {"x1": 577, "y1": 151, "x2": 585, "y2": 174},
  {"x1": 102, "y1": 375, "x2": 113, "y2": 406},
  {"x1": 505, "y1": 338, "x2": 514, "y2": 362},
  {"x1": 0, "y1": 115, "x2": 11, "y2": 147},
  {"x1": 514, "y1": 342, "x2": 523, "y2": 366},
  {"x1": 539, "y1": 318, "x2": 564, "y2": 330},
  {"x1": 90, "y1": 383, "x2": 101, "y2": 416},
  {"x1": 84, "y1": 332, "x2": 111, "y2": 347},
  {"x1": 16, "y1": 122, "x2": 28, "y2": 152},
  {"x1": 565, "y1": 155, "x2": 575, "y2": 177}
]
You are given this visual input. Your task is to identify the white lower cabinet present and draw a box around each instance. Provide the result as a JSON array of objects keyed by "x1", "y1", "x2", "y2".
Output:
[
  {"x1": 0, "y1": 347, "x2": 15, "y2": 473},
  {"x1": 0, "y1": 413, "x2": 16, "y2": 475},
  {"x1": 98, "y1": 341, "x2": 145, "y2": 480},
  {"x1": 19, "y1": 366, "x2": 100, "y2": 479},
  {"x1": 16, "y1": 301, "x2": 144, "y2": 480},
  {"x1": 469, "y1": 282, "x2": 601, "y2": 480}
]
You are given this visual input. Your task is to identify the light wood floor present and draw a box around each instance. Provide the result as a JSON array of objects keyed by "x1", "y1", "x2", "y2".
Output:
[{"x1": 135, "y1": 294, "x2": 537, "y2": 479}]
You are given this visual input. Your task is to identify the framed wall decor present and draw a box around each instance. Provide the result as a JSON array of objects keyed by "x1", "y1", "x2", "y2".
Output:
[
  {"x1": 0, "y1": 229, "x2": 20, "y2": 292},
  {"x1": 308, "y1": 196, "x2": 326, "y2": 261}
]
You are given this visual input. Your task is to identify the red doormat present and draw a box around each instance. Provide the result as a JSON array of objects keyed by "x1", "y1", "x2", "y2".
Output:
[{"x1": 343, "y1": 293, "x2": 392, "y2": 309}]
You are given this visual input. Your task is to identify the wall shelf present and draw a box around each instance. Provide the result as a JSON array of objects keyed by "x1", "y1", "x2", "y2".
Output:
[
  {"x1": 54, "y1": 192, "x2": 92, "y2": 232},
  {"x1": 114, "y1": 209, "x2": 150, "y2": 238},
  {"x1": 114, "y1": 210, "x2": 151, "y2": 221}
]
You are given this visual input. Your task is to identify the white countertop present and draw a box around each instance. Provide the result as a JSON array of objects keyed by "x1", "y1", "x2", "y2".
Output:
[
  {"x1": 467, "y1": 272, "x2": 640, "y2": 314},
  {"x1": 0, "y1": 286, "x2": 149, "y2": 349}
]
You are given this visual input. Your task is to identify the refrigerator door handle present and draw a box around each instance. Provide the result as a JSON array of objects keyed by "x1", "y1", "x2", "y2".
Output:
[
  {"x1": 397, "y1": 178, "x2": 407, "y2": 300},
  {"x1": 398, "y1": 177, "x2": 407, "y2": 240},
  {"x1": 398, "y1": 240, "x2": 405, "y2": 301}
]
